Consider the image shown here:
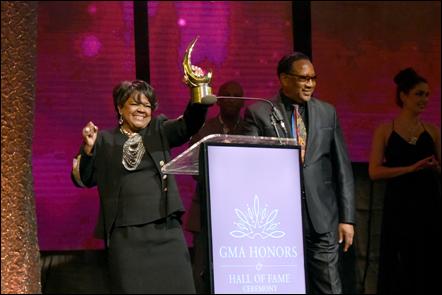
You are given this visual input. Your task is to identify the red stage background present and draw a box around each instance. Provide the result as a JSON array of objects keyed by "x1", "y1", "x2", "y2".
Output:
[{"x1": 33, "y1": 1, "x2": 440, "y2": 250}]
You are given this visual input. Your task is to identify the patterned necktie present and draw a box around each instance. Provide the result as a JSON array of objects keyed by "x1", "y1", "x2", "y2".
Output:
[{"x1": 293, "y1": 104, "x2": 307, "y2": 163}]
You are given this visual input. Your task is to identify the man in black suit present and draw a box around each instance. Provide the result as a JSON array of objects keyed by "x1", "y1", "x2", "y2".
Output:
[{"x1": 244, "y1": 52, "x2": 355, "y2": 294}]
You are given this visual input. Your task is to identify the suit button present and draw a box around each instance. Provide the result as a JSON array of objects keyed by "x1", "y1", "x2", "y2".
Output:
[
  {"x1": 159, "y1": 160, "x2": 165, "y2": 166},
  {"x1": 163, "y1": 187, "x2": 168, "y2": 192},
  {"x1": 162, "y1": 174, "x2": 168, "y2": 180}
]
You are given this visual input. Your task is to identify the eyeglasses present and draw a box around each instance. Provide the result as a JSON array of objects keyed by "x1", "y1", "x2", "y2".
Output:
[{"x1": 286, "y1": 73, "x2": 317, "y2": 83}]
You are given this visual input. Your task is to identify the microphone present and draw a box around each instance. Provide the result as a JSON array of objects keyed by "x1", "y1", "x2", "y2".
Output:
[
  {"x1": 200, "y1": 94, "x2": 218, "y2": 105},
  {"x1": 216, "y1": 96, "x2": 289, "y2": 138}
]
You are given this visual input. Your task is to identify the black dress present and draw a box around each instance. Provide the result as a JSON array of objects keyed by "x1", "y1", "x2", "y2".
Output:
[{"x1": 377, "y1": 129, "x2": 441, "y2": 294}]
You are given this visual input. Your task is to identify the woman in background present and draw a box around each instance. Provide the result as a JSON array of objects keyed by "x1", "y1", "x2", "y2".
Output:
[{"x1": 368, "y1": 68, "x2": 441, "y2": 293}]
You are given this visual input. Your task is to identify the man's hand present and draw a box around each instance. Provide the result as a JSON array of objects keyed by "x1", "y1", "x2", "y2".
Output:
[{"x1": 338, "y1": 223, "x2": 354, "y2": 252}]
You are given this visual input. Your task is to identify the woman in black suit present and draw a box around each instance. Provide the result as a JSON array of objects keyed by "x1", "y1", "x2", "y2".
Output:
[{"x1": 72, "y1": 80, "x2": 209, "y2": 293}]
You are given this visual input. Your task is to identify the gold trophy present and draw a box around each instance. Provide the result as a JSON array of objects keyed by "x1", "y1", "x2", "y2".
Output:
[{"x1": 183, "y1": 36, "x2": 217, "y2": 105}]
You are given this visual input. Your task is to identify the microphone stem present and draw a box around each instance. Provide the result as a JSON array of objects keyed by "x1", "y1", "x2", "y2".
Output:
[
  {"x1": 270, "y1": 113, "x2": 283, "y2": 142},
  {"x1": 217, "y1": 96, "x2": 288, "y2": 139}
]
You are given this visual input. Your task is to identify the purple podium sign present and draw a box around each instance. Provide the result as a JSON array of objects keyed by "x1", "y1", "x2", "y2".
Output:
[{"x1": 204, "y1": 144, "x2": 306, "y2": 294}]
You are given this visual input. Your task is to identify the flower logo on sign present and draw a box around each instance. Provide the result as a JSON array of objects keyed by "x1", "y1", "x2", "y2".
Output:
[{"x1": 230, "y1": 195, "x2": 285, "y2": 239}]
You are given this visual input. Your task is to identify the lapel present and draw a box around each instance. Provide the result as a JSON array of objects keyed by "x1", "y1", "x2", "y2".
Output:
[
  {"x1": 274, "y1": 95, "x2": 292, "y2": 138},
  {"x1": 279, "y1": 101, "x2": 292, "y2": 138},
  {"x1": 110, "y1": 128, "x2": 125, "y2": 191},
  {"x1": 305, "y1": 98, "x2": 317, "y2": 164},
  {"x1": 273, "y1": 94, "x2": 318, "y2": 165},
  {"x1": 141, "y1": 118, "x2": 163, "y2": 175}
]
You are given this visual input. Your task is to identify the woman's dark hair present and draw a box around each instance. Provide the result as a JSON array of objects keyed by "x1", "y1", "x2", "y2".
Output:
[
  {"x1": 277, "y1": 52, "x2": 311, "y2": 77},
  {"x1": 394, "y1": 67, "x2": 427, "y2": 108},
  {"x1": 112, "y1": 80, "x2": 158, "y2": 119}
]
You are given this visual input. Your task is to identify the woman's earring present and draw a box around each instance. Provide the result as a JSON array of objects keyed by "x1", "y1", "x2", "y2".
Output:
[{"x1": 118, "y1": 115, "x2": 123, "y2": 125}]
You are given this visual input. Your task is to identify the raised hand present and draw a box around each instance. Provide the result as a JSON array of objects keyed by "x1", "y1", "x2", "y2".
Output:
[{"x1": 82, "y1": 121, "x2": 98, "y2": 155}]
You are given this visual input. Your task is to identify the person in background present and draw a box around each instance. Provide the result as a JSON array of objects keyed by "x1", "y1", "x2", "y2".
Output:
[
  {"x1": 368, "y1": 67, "x2": 441, "y2": 293},
  {"x1": 185, "y1": 80, "x2": 247, "y2": 293},
  {"x1": 243, "y1": 52, "x2": 355, "y2": 294},
  {"x1": 71, "y1": 79, "x2": 211, "y2": 294}
]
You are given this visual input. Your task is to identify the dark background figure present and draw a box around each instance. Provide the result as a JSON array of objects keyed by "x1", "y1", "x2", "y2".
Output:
[
  {"x1": 368, "y1": 68, "x2": 441, "y2": 294},
  {"x1": 243, "y1": 52, "x2": 356, "y2": 294},
  {"x1": 71, "y1": 80, "x2": 210, "y2": 294},
  {"x1": 184, "y1": 80, "x2": 248, "y2": 293}
]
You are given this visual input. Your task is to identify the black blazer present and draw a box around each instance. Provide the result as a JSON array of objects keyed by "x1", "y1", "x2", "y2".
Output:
[
  {"x1": 74, "y1": 103, "x2": 208, "y2": 245},
  {"x1": 244, "y1": 93, "x2": 355, "y2": 234}
]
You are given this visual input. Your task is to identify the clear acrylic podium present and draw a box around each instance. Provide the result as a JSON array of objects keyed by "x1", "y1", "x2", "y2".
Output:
[
  {"x1": 161, "y1": 134, "x2": 296, "y2": 175},
  {"x1": 162, "y1": 134, "x2": 307, "y2": 294}
]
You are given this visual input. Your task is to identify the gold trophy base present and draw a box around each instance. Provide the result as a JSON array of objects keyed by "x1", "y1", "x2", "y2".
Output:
[{"x1": 191, "y1": 84, "x2": 217, "y2": 105}]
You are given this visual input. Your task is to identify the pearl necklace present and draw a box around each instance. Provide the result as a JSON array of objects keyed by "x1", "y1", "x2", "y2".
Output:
[{"x1": 120, "y1": 127, "x2": 145, "y2": 171}]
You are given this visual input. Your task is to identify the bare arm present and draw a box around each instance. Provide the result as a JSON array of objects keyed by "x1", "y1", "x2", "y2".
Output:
[
  {"x1": 426, "y1": 123, "x2": 441, "y2": 174},
  {"x1": 368, "y1": 124, "x2": 439, "y2": 180},
  {"x1": 435, "y1": 126, "x2": 441, "y2": 166}
]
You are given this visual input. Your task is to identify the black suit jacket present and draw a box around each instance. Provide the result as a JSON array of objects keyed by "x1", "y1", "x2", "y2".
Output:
[
  {"x1": 73, "y1": 102, "x2": 208, "y2": 246},
  {"x1": 244, "y1": 93, "x2": 355, "y2": 234}
]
